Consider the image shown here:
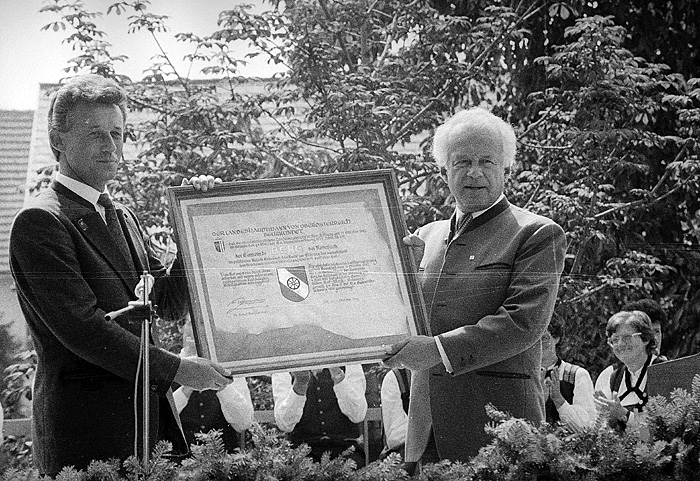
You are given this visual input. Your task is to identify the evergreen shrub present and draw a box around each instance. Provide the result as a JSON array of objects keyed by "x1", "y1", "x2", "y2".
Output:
[{"x1": 5, "y1": 376, "x2": 700, "y2": 480}]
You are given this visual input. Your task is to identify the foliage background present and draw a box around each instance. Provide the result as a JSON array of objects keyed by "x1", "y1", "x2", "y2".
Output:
[{"x1": 10, "y1": 0, "x2": 700, "y2": 386}]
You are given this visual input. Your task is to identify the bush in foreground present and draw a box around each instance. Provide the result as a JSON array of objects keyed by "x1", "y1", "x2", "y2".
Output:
[{"x1": 5, "y1": 376, "x2": 700, "y2": 480}]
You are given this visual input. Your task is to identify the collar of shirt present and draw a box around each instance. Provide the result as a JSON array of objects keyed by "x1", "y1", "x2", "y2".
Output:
[
  {"x1": 455, "y1": 192, "x2": 505, "y2": 221},
  {"x1": 56, "y1": 172, "x2": 109, "y2": 222},
  {"x1": 627, "y1": 354, "x2": 657, "y2": 384},
  {"x1": 544, "y1": 358, "x2": 561, "y2": 372}
]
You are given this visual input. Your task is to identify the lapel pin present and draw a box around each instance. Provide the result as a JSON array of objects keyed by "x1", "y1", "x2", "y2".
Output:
[
  {"x1": 78, "y1": 219, "x2": 88, "y2": 231},
  {"x1": 469, "y1": 255, "x2": 475, "y2": 261}
]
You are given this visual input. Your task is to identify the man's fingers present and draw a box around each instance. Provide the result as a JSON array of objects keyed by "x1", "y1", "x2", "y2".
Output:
[
  {"x1": 181, "y1": 174, "x2": 222, "y2": 191},
  {"x1": 383, "y1": 356, "x2": 402, "y2": 368},
  {"x1": 206, "y1": 359, "x2": 231, "y2": 378},
  {"x1": 384, "y1": 339, "x2": 410, "y2": 356},
  {"x1": 402, "y1": 234, "x2": 424, "y2": 247}
]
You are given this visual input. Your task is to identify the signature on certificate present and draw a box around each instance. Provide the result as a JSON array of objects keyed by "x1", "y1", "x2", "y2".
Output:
[{"x1": 227, "y1": 297, "x2": 266, "y2": 314}]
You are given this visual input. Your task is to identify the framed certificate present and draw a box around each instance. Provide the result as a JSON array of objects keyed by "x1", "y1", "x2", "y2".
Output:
[{"x1": 168, "y1": 169, "x2": 429, "y2": 376}]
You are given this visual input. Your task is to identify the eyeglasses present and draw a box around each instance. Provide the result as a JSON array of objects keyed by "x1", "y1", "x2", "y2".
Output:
[{"x1": 607, "y1": 332, "x2": 642, "y2": 347}]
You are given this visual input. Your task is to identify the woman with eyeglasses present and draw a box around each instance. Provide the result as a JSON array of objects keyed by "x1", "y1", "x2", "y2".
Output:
[{"x1": 593, "y1": 310, "x2": 661, "y2": 429}]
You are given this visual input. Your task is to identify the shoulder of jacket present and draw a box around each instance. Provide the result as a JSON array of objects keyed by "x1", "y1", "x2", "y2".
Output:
[
  {"x1": 417, "y1": 218, "x2": 450, "y2": 238},
  {"x1": 13, "y1": 193, "x2": 63, "y2": 223},
  {"x1": 507, "y1": 203, "x2": 560, "y2": 227}
]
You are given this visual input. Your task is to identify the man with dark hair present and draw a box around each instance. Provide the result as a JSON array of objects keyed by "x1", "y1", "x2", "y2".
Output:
[
  {"x1": 623, "y1": 299, "x2": 668, "y2": 361},
  {"x1": 10, "y1": 74, "x2": 232, "y2": 476}
]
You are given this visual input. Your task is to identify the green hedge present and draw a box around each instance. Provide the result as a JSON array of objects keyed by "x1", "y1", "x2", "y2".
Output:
[{"x1": 4, "y1": 377, "x2": 700, "y2": 481}]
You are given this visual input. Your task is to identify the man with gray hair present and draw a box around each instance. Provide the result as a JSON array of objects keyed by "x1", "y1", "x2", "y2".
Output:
[{"x1": 385, "y1": 107, "x2": 566, "y2": 465}]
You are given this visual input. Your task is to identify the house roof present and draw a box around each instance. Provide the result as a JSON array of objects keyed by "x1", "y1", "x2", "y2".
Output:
[{"x1": 0, "y1": 110, "x2": 35, "y2": 273}]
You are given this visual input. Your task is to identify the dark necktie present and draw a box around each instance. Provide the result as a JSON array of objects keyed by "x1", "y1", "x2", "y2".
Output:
[
  {"x1": 456, "y1": 212, "x2": 472, "y2": 232},
  {"x1": 97, "y1": 193, "x2": 133, "y2": 266}
]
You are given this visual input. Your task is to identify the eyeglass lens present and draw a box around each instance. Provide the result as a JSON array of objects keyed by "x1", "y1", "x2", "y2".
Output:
[{"x1": 608, "y1": 333, "x2": 641, "y2": 345}]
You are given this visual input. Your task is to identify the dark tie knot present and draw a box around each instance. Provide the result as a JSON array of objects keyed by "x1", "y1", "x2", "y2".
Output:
[
  {"x1": 457, "y1": 213, "x2": 472, "y2": 231},
  {"x1": 98, "y1": 193, "x2": 114, "y2": 210}
]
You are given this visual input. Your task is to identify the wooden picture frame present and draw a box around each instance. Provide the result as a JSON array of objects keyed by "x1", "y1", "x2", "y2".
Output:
[{"x1": 167, "y1": 169, "x2": 429, "y2": 376}]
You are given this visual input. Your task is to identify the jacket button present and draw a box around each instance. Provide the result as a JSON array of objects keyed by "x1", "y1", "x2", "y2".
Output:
[{"x1": 150, "y1": 384, "x2": 158, "y2": 392}]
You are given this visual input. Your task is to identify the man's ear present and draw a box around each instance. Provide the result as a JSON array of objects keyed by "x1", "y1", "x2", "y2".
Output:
[{"x1": 49, "y1": 130, "x2": 64, "y2": 153}]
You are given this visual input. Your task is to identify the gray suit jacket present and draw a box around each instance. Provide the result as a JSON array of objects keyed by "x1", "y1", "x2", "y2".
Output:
[
  {"x1": 406, "y1": 197, "x2": 566, "y2": 462},
  {"x1": 10, "y1": 181, "x2": 189, "y2": 476}
]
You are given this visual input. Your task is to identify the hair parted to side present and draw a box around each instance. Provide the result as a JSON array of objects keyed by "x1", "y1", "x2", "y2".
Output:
[
  {"x1": 48, "y1": 74, "x2": 128, "y2": 161},
  {"x1": 431, "y1": 107, "x2": 517, "y2": 169},
  {"x1": 606, "y1": 310, "x2": 657, "y2": 355}
]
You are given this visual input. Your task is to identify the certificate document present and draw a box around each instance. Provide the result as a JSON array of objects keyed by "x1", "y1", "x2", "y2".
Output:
[{"x1": 169, "y1": 170, "x2": 428, "y2": 375}]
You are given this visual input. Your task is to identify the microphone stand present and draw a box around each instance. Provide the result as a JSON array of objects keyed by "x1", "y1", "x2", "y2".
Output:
[{"x1": 105, "y1": 271, "x2": 154, "y2": 478}]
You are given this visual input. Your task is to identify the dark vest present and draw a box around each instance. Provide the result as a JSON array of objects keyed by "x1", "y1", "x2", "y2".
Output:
[
  {"x1": 545, "y1": 362, "x2": 578, "y2": 424},
  {"x1": 289, "y1": 368, "x2": 360, "y2": 446},
  {"x1": 393, "y1": 368, "x2": 411, "y2": 414},
  {"x1": 608, "y1": 354, "x2": 664, "y2": 414},
  {"x1": 179, "y1": 390, "x2": 239, "y2": 452}
]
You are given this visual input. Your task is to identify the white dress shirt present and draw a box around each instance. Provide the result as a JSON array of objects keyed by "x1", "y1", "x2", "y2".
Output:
[
  {"x1": 172, "y1": 379, "x2": 254, "y2": 433},
  {"x1": 545, "y1": 360, "x2": 596, "y2": 430},
  {"x1": 56, "y1": 172, "x2": 110, "y2": 224},
  {"x1": 271, "y1": 364, "x2": 367, "y2": 432},
  {"x1": 594, "y1": 355, "x2": 657, "y2": 426},
  {"x1": 380, "y1": 370, "x2": 409, "y2": 450}
]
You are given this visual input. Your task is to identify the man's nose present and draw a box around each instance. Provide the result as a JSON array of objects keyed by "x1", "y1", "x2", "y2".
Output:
[
  {"x1": 466, "y1": 161, "x2": 482, "y2": 177},
  {"x1": 101, "y1": 134, "x2": 117, "y2": 153}
]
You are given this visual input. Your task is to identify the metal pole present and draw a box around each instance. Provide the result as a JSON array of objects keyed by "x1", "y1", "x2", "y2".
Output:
[
  {"x1": 138, "y1": 271, "x2": 153, "y2": 478},
  {"x1": 141, "y1": 315, "x2": 150, "y2": 477}
]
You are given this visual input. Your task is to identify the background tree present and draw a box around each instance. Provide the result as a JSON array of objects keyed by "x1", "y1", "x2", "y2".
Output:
[{"x1": 37, "y1": 0, "x2": 700, "y2": 378}]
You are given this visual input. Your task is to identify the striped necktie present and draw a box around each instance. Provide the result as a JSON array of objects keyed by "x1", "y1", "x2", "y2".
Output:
[
  {"x1": 447, "y1": 212, "x2": 472, "y2": 244},
  {"x1": 456, "y1": 212, "x2": 472, "y2": 232},
  {"x1": 98, "y1": 193, "x2": 133, "y2": 266}
]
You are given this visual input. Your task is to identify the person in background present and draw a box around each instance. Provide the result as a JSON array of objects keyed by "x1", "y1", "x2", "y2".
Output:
[
  {"x1": 594, "y1": 310, "x2": 660, "y2": 430},
  {"x1": 173, "y1": 328, "x2": 254, "y2": 452},
  {"x1": 378, "y1": 368, "x2": 410, "y2": 459},
  {"x1": 383, "y1": 107, "x2": 566, "y2": 466},
  {"x1": 272, "y1": 365, "x2": 367, "y2": 467},
  {"x1": 541, "y1": 319, "x2": 596, "y2": 431},
  {"x1": 9, "y1": 73, "x2": 232, "y2": 476},
  {"x1": 622, "y1": 298, "x2": 669, "y2": 361}
]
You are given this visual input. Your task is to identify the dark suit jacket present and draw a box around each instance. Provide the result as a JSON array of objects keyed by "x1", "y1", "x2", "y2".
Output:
[
  {"x1": 10, "y1": 181, "x2": 190, "y2": 476},
  {"x1": 405, "y1": 197, "x2": 566, "y2": 462}
]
